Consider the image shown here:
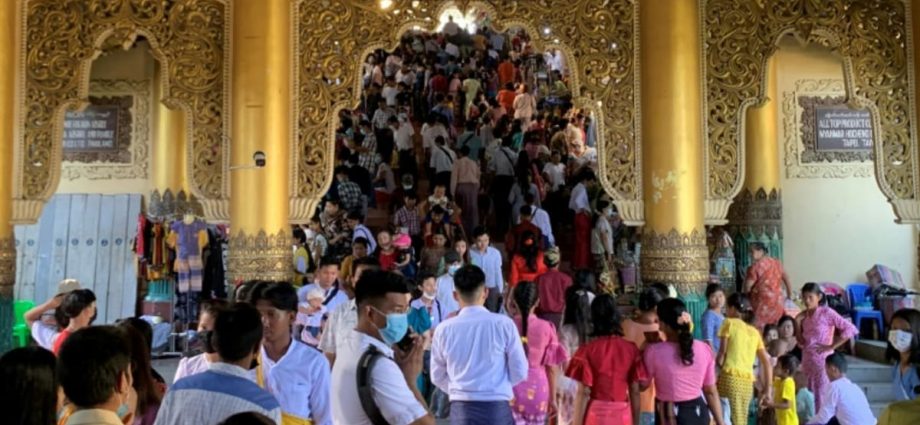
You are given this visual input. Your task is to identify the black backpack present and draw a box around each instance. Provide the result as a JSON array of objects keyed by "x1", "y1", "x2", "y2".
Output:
[{"x1": 357, "y1": 345, "x2": 389, "y2": 425}]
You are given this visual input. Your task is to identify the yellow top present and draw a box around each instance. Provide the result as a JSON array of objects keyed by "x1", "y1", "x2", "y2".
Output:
[
  {"x1": 878, "y1": 399, "x2": 920, "y2": 425},
  {"x1": 718, "y1": 317, "x2": 763, "y2": 381},
  {"x1": 772, "y1": 377, "x2": 798, "y2": 425}
]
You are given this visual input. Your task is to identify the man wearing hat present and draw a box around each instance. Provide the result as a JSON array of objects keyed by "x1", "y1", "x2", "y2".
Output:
[{"x1": 535, "y1": 248, "x2": 571, "y2": 327}]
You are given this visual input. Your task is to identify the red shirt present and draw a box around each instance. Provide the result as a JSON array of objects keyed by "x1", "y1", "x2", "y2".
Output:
[
  {"x1": 509, "y1": 252, "x2": 548, "y2": 287},
  {"x1": 505, "y1": 221, "x2": 543, "y2": 255},
  {"x1": 378, "y1": 249, "x2": 398, "y2": 271},
  {"x1": 52, "y1": 329, "x2": 72, "y2": 355},
  {"x1": 566, "y1": 335, "x2": 648, "y2": 402},
  {"x1": 430, "y1": 75, "x2": 448, "y2": 94},
  {"x1": 536, "y1": 269, "x2": 572, "y2": 314},
  {"x1": 497, "y1": 89, "x2": 516, "y2": 112}
]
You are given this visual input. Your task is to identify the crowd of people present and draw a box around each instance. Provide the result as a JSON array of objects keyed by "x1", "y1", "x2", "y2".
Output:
[{"x1": 3, "y1": 19, "x2": 920, "y2": 425}]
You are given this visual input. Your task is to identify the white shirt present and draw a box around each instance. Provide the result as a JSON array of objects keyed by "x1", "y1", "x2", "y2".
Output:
[
  {"x1": 430, "y1": 145, "x2": 456, "y2": 173},
  {"x1": 469, "y1": 246, "x2": 504, "y2": 291},
  {"x1": 252, "y1": 341, "x2": 332, "y2": 425},
  {"x1": 296, "y1": 303, "x2": 327, "y2": 328},
  {"x1": 809, "y1": 377, "x2": 876, "y2": 425},
  {"x1": 529, "y1": 206, "x2": 555, "y2": 246},
  {"x1": 443, "y1": 21, "x2": 461, "y2": 36},
  {"x1": 421, "y1": 123, "x2": 449, "y2": 150},
  {"x1": 431, "y1": 306, "x2": 528, "y2": 401},
  {"x1": 30, "y1": 321, "x2": 61, "y2": 350},
  {"x1": 396, "y1": 69, "x2": 415, "y2": 86},
  {"x1": 434, "y1": 275, "x2": 460, "y2": 319},
  {"x1": 331, "y1": 331, "x2": 429, "y2": 425},
  {"x1": 569, "y1": 182, "x2": 590, "y2": 212},
  {"x1": 318, "y1": 299, "x2": 357, "y2": 354},
  {"x1": 298, "y1": 283, "x2": 349, "y2": 313},
  {"x1": 543, "y1": 162, "x2": 566, "y2": 191},
  {"x1": 571, "y1": 147, "x2": 598, "y2": 171},
  {"x1": 173, "y1": 353, "x2": 212, "y2": 383},
  {"x1": 393, "y1": 124, "x2": 415, "y2": 151},
  {"x1": 591, "y1": 217, "x2": 613, "y2": 255},
  {"x1": 381, "y1": 86, "x2": 399, "y2": 107}
]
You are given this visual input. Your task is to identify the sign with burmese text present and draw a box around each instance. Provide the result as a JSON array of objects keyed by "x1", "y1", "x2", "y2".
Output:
[
  {"x1": 814, "y1": 106, "x2": 873, "y2": 151},
  {"x1": 63, "y1": 105, "x2": 120, "y2": 151}
]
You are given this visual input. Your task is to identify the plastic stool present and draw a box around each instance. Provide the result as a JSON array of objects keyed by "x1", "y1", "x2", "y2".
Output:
[{"x1": 847, "y1": 283, "x2": 884, "y2": 339}]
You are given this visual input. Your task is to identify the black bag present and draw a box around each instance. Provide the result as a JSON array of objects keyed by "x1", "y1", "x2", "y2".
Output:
[{"x1": 357, "y1": 345, "x2": 389, "y2": 425}]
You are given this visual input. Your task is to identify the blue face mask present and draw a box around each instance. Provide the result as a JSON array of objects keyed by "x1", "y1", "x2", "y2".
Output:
[
  {"x1": 372, "y1": 307, "x2": 409, "y2": 346},
  {"x1": 448, "y1": 264, "x2": 461, "y2": 276},
  {"x1": 116, "y1": 402, "x2": 130, "y2": 420}
]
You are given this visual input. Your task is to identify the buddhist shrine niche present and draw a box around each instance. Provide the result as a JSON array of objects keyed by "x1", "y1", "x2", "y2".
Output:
[{"x1": 14, "y1": 0, "x2": 231, "y2": 223}]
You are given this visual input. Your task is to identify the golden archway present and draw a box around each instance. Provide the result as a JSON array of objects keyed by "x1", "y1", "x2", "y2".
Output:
[
  {"x1": 292, "y1": 0, "x2": 643, "y2": 223},
  {"x1": 14, "y1": 0, "x2": 230, "y2": 223},
  {"x1": 703, "y1": 0, "x2": 917, "y2": 223}
]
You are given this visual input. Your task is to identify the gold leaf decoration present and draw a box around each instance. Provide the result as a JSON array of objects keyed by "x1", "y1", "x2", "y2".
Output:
[
  {"x1": 0, "y1": 237, "x2": 15, "y2": 298},
  {"x1": 227, "y1": 229, "x2": 293, "y2": 283},
  {"x1": 640, "y1": 229, "x2": 710, "y2": 293}
]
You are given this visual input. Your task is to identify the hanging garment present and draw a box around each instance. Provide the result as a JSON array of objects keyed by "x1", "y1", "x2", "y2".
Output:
[
  {"x1": 202, "y1": 229, "x2": 228, "y2": 298},
  {"x1": 169, "y1": 220, "x2": 208, "y2": 293}
]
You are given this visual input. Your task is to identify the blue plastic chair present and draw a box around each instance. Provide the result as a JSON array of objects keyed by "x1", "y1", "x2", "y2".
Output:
[{"x1": 847, "y1": 283, "x2": 884, "y2": 339}]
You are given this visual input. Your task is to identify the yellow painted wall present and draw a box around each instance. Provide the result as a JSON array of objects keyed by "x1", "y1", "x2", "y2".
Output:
[
  {"x1": 55, "y1": 41, "x2": 155, "y2": 194},
  {"x1": 774, "y1": 37, "x2": 917, "y2": 288}
]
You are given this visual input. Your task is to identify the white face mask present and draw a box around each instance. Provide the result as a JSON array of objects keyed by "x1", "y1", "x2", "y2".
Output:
[
  {"x1": 423, "y1": 292, "x2": 437, "y2": 300},
  {"x1": 889, "y1": 329, "x2": 913, "y2": 353}
]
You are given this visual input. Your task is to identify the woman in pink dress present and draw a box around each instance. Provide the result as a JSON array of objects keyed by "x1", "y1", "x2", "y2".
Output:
[
  {"x1": 796, "y1": 282, "x2": 858, "y2": 410},
  {"x1": 744, "y1": 242, "x2": 793, "y2": 329},
  {"x1": 510, "y1": 281, "x2": 568, "y2": 425}
]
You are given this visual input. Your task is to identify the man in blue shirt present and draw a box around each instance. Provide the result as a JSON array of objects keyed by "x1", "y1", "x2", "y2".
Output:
[{"x1": 468, "y1": 226, "x2": 504, "y2": 312}]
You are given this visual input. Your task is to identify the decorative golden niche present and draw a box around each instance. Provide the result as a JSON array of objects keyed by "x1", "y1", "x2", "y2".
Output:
[
  {"x1": 640, "y1": 229, "x2": 710, "y2": 293},
  {"x1": 0, "y1": 237, "x2": 15, "y2": 297},
  {"x1": 16, "y1": 0, "x2": 230, "y2": 222},
  {"x1": 293, "y1": 0, "x2": 641, "y2": 222},
  {"x1": 227, "y1": 229, "x2": 293, "y2": 282},
  {"x1": 703, "y1": 0, "x2": 915, "y2": 221}
]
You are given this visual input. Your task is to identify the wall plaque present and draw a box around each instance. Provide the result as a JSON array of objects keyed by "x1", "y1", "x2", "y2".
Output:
[
  {"x1": 798, "y1": 94, "x2": 874, "y2": 165},
  {"x1": 62, "y1": 95, "x2": 133, "y2": 164},
  {"x1": 814, "y1": 106, "x2": 873, "y2": 152}
]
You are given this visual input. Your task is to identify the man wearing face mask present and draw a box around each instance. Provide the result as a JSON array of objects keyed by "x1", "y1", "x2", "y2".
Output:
[
  {"x1": 430, "y1": 265, "x2": 528, "y2": 425},
  {"x1": 58, "y1": 326, "x2": 138, "y2": 425},
  {"x1": 435, "y1": 251, "x2": 463, "y2": 318},
  {"x1": 250, "y1": 283, "x2": 332, "y2": 425},
  {"x1": 331, "y1": 270, "x2": 435, "y2": 425},
  {"x1": 154, "y1": 304, "x2": 282, "y2": 425}
]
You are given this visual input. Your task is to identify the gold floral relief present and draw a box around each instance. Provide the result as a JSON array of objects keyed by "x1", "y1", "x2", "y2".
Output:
[
  {"x1": 641, "y1": 229, "x2": 710, "y2": 293},
  {"x1": 0, "y1": 237, "x2": 15, "y2": 297},
  {"x1": 227, "y1": 229, "x2": 293, "y2": 283},
  {"x1": 293, "y1": 0, "x2": 640, "y2": 219},
  {"x1": 704, "y1": 0, "x2": 915, "y2": 209},
  {"x1": 17, "y1": 0, "x2": 229, "y2": 221}
]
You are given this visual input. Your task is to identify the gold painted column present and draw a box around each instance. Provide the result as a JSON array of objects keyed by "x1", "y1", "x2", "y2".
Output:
[
  {"x1": 728, "y1": 55, "x2": 783, "y2": 272},
  {"x1": 227, "y1": 0, "x2": 292, "y2": 282},
  {"x1": 639, "y1": 0, "x2": 709, "y2": 292},
  {"x1": 152, "y1": 62, "x2": 188, "y2": 194},
  {"x1": 0, "y1": 0, "x2": 19, "y2": 352}
]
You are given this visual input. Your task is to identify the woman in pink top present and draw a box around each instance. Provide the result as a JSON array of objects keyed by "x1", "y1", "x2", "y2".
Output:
[
  {"x1": 643, "y1": 298, "x2": 725, "y2": 425},
  {"x1": 510, "y1": 281, "x2": 568, "y2": 425},
  {"x1": 796, "y1": 282, "x2": 858, "y2": 411},
  {"x1": 621, "y1": 287, "x2": 666, "y2": 425}
]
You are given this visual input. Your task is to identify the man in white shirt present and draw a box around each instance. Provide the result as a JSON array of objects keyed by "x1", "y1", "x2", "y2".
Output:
[
  {"x1": 250, "y1": 283, "x2": 332, "y2": 425},
  {"x1": 488, "y1": 138, "x2": 518, "y2": 236},
  {"x1": 442, "y1": 15, "x2": 461, "y2": 37},
  {"x1": 522, "y1": 193, "x2": 554, "y2": 247},
  {"x1": 331, "y1": 270, "x2": 435, "y2": 425},
  {"x1": 381, "y1": 77, "x2": 399, "y2": 108},
  {"x1": 468, "y1": 226, "x2": 504, "y2": 313},
  {"x1": 319, "y1": 257, "x2": 380, "y2": 365},
  {"x1": 430, "y1": 136, "x2": 456, "y2": 190},
  {"x1": 298, "y1": 258, "x2": 348, "y2": 313},
  {"x1": 431, "y1": 265, "x2": 528, "y2": 425},
  {"x1": 390, "y1": 116, "x2": 417, "y2": 181},
  {"x1": 808, "y1": 353, "x2": 876, "y2": 425}
]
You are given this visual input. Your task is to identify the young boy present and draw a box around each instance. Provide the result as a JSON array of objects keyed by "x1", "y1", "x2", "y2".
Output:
[
  {"x1": 764, "y1": 354, "x2": 801, "y2": 425},
  {"x1": 295, "y1": 288, "x2": 327, "y2": 347},
  {"x1": 807, "y1": 353, "x2": 875, "y2": 425}
]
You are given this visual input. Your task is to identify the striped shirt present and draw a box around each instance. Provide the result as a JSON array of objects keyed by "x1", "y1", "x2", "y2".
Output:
[{"x1": 153, "y1": 363, "x2": 282, "y2": 425}]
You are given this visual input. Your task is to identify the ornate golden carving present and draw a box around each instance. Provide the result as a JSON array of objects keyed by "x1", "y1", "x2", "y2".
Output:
[
  {"x1": 640, "y1": 229, "x2": 710, "y2": 293},
  {"x1": 227, "y1": 229, "x2": 293, "y2": 282},
  {"x1": 293, "y1": 0, "x2": 640, "y2": 220},
  {"x1": 0, "y1": 237, "x2": 15, "y2": 298},
  {"x1": 782, "y1": 79, "x2": 874, "y2": 179},
  {"x1": 727, "y1": 188, "x2": 783, "y2": 236},
  {"x1": 18, "y1": 0, "x2": 229, "y2": 221},
  {"x1": 703, "y1": 0, "x2": 914, "y2": 208},
  {"x1": 147, "y1": 189, "x2": 204, "y2": 220},
  {"x1": 61, "y1": 79, "x2": 150, "y2": 181}
]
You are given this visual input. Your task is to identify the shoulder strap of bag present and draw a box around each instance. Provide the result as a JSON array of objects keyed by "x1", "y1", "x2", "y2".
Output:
[
  {"x1": 438, "y1": 146, "x2": 454, "y2": 165},
  {"x1": 357, "y1": 345, "x2": 390, "y2": 425}
]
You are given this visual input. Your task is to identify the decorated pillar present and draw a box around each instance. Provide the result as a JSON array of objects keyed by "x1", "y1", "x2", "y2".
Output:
[
  {"x1": 148, "y1": 62, "x2": 198, "y2": 218},
  {"x1": 727, "y1": 55, "x2": 783, "y2": 278},
  {"x1": 0, "y1": 0, "x2": 18, "y2": 353},
  {"x1": 639, "y1": 0, "x2": 709, "y2": 294},
  {"x1": 227, "y1": 0, "x2": 292, "y2": 281}
]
